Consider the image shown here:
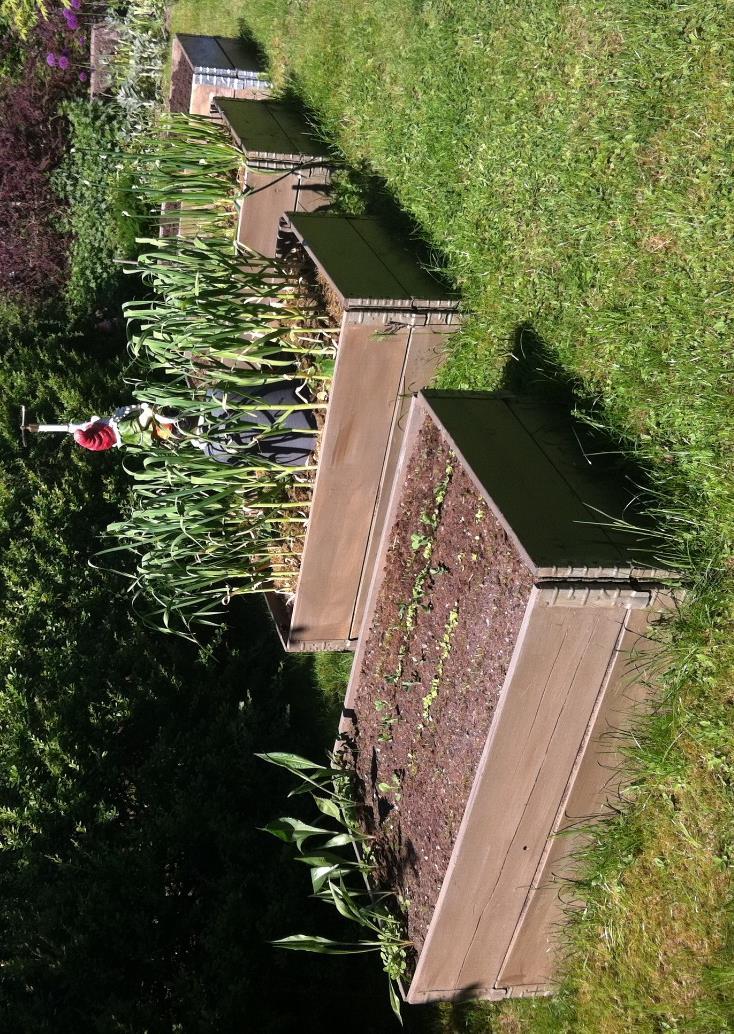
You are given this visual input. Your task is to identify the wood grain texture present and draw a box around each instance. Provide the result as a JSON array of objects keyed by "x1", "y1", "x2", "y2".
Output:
[
  {"x1": 289, "y1": 321, "x2": 410, "y2": 644},
  {"x1": 350, "y1": 321, "x2": 459, "y2": 636},
  {"x1": 289, "y1": 214, "x2": 459, "y2": 308},
  {"x1": 408, "y1": 599, "x2": 630, "y2": 1001},
  {"x1": 218, "y1": 98, "x2": 327, "y2": 159},
  {"x1": 497, "y1": 593, "x2": 674, "y2": 990},
  {"x1": 237, "y1": 169, "x2": 300, "y2": 256}
]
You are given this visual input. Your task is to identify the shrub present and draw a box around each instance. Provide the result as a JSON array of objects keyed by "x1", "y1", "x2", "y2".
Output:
[
  {"x1": 53, "y1": 100, "x2": 141, "y2": 316},
  {"x1": 0, "y1": 7, "x2": 85, "y2": 303}
]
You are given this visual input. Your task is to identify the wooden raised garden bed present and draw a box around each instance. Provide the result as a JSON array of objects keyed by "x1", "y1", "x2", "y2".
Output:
[
  {"x1": 215, "y1": 97, "x2": 333, "y2": 258},
  {"x1": 338, "y1": 390, "x2": 681, "y2": 1003},
  {"x1": 169, "y1": 34, "x2": 272, "y2": 116},
  {"x1": 268, "y1": 215, "x2": 462, "y2": 652}
]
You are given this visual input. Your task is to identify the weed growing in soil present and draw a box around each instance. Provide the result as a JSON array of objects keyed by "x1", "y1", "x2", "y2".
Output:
[
  {"x1": 422, "y1": 604, "x2": 459, "y2": 723},
  {"x1": 257, "y1": 751, "x2": 411, "y2": 1022},
  {"x1": 375, "y1": 698, "x2": 398, "y2": 742},
  {"x1": 383, "y1": 462, "x2": 455, "y2": 694},
  {"x1": 378, "y1": 773, "x2": 402, "y2": 801}
]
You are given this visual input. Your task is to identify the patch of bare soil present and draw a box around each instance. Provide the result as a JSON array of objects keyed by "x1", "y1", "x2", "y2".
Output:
[
  {"x1": 344, "y1": 416, "x2": 534, "y2": 961},
  {"x1": 168, "y1": 50, "x2": 193, "y2": 114}
]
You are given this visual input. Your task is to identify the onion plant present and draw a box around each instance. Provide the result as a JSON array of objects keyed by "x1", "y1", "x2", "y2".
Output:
[
  {"x1": 131, "y1": 115, "x2": 244, "y2": 235},
  {"x1": 257, "y1": 752, "x2": 411, "y2": 1022},
  {"x1": 102, "y1": 118, "x2": 338, "y2": 635}
]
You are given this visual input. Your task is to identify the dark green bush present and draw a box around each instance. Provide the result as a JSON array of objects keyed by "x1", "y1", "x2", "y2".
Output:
[{"x1": 53, "y1": 101, "x2": 142, "y2": 318}]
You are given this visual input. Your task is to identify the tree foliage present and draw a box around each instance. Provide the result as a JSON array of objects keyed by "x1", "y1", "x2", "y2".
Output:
[{"x1": 0, "y1": 311, "x2": 396, "y2": 1033}]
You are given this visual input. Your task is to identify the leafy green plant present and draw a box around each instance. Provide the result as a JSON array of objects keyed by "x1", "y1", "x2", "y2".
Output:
[
  {"x1": 258, "y1": 751, "x2": 411, "y2": 1021},
  {"x1": 95, "y1": 115, "x2": 340, "y2": 634},
  {"x1": 422, "y1": 605, "x2": 459, "y2": 722},
  {"x1": 53, "y1": 100, "x2": 142, "y2": 316},
  {"x1": 102, "y1": 0, "x2": 169, "y2": 140}
]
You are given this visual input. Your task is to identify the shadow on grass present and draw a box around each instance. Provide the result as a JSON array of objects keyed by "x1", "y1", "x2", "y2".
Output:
[{"x1": 501, "y1": 324, "x2": 666, "y2": 545}]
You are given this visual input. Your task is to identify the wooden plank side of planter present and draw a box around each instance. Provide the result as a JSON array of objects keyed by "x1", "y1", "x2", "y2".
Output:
[
  {"x1": 237, "y1": 169, "x2": 302, "y2": 257},
  {"x1": 496, "y1": 592, "x2": 673, "y2": 991},
  {"x1": 218, "y1": 98, "x2": 327, "y2": 159},
  {"x1": 407, "y1": 596, "x2": 629, "y2": 1003},
  {"x1": 289, "y1": 214, "x2": 458, "y2": 309},
  {"x1": 215, "y1": 36, "x2": 265, "y2": 74},
  {"x1": 177, "y1": 33, "x2": 233, "y2": 71},
  {"x1": 424, "y1": 392, "x2": 673, "y2": 581},
  {"x1": 236, "y1": 174, "x2": 331, "y2": 257},
  {"x1": 288, "y1": 320, "x2": 411, "y2": 645},
  {"x1": 189, "y1": 83, "x2": 265, "y2": 117},
  {"x1": 349, "y1": 321, "x2": 460, "y2": 638}
]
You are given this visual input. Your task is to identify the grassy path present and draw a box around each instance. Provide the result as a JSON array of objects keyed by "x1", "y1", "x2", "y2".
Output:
[{"x1": 171, "y1": 3, "x2": 734, "y2": 1030}]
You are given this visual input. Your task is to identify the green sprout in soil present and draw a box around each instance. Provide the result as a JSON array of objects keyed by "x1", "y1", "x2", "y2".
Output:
[
  {"x1": 375, "y1": 698, "x2": 399, "y2": 742},
  {"x1": 378, "y1": 772, "x2": 402, "y2": 802},
  {"x1": 422, "y1": 604, "x2": 460, "y2": 723}
]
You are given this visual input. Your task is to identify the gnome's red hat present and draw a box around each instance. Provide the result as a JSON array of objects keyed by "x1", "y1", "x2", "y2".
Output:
[{"x1": 74, "y1": 421, "x2": 117, "y2": 451}]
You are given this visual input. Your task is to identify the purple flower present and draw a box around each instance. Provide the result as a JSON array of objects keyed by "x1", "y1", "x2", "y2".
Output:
[
  {"x1": 46, "y1": 52, "x2": 57, "y2": 66},
  {"x1": 78, "y1": 70, "x2": 88, "y2": 82},
  {"x1": 58, "y1": 54, "x2": 70, "y2": 70},
  {"x1": 64, "y1": 10, "x2": 80, "y2": 29},
  {"x1": 70, "y1": 0, "x2": 82, "y2": 7}
]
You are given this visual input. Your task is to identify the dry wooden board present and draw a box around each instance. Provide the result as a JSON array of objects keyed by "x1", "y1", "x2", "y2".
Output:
[
  {"x1": 271, "y1": 220, "x2": 460, "y2": 649},
  {"x1": 497, "y1": 598, "x2": 668, "y2": 989},
  {"x1": 349, "y1": 320, "x2": 459, "y2": 637},
  {"x1": 177, "y1": 33, "x2": 232, "y2": 70},
  {"x1": 425, "y1": 392, "x2": 670, "y2": 578},
  {"x1": 177, "y1": 33, "x2": 263, "y2": 74},
  {"x1": 289, "y1": 321, "x2": 412, "y2": 644},
  {"x1": 215, "y1": 36, "x2": 264, "y2": 73}
]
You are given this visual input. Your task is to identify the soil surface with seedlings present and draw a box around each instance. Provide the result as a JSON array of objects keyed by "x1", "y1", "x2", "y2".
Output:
[{"x1": 344, "y1": 416, "x2": 534, "y2": 959}]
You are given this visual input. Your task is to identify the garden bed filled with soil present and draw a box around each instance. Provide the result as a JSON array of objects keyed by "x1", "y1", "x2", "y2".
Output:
[
  {"x1": 267, "y1": 213, "x2": 461, "y2": 652},
  {"x1": 343, "y1": 416, "x2": 534, "y2": 954},
  {"x1": 339, "y1": 391, "x2": 679, "y2": 1002}
]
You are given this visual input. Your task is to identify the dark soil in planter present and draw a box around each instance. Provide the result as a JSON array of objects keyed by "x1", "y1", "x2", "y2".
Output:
[
  {"x1": 169, "y1": 52, "x2": 193, "y2": 113},
  {"x1": 343, "y1": 416, "x2": 534, "y2": 958}
]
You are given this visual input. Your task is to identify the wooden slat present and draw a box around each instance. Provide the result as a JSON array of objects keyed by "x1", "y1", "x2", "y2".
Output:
[
  {"x1": 215, "y1": 36, "x2": 264, "y2": 73},
  {"x1": 424, "y1": 394, "x2": 633, "y2": 573},
  {"x1": 350, "y1": 218, "x2": 457, "y2": 303},
  {"x1": 506, "y1": 399, "x2": 663, "y2": 569},
  {"x1": 497, "y1": 597, "x2": 671, "y2": 989},
  {"x1": 289, "y1": 321, "x2": 410, "y2": 644},
  {"x1": 409, "y1": 599, "x2": 624, "y2": 1000},
  {"x1": 339, "y1": 398, "x2": 429, "y2": 726},
  {"x1": 350, "y1": 321, "x2": 459, "y2": 637},
  {"x1": 218, "y1": 98, "x2": 326, "y2": 159},
  {"x1": 237, "y1": 169, "x2": 300, "y2": 257}
]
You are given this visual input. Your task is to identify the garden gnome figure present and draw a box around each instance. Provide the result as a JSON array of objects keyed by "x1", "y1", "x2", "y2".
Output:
[
  {"x1": 73, "y1": 404, "x2": 178, "y2": 451},
  {"x1": 25, "y1": 383, "x2": 318, "y2": 467}
]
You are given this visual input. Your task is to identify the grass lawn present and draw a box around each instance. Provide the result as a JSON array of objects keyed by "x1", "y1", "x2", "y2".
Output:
[{"x1": 171, "y1": 2, "x2": 734, "y2": 1030}]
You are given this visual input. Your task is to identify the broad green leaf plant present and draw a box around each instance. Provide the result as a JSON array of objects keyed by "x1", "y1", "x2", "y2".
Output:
[{"x1": 258, "y1": 751, "x2": 411, "y2": 1023}]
